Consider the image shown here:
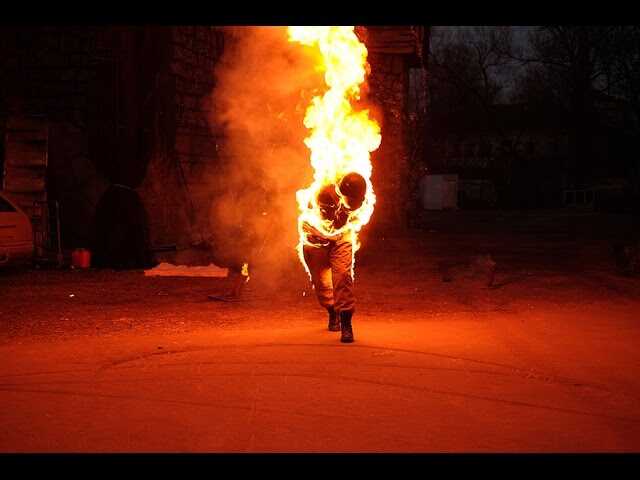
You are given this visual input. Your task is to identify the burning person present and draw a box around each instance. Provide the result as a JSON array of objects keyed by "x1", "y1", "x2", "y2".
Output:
[
  {"x1": 288, "y1": 26, "x2": 381, "y2": 343},
  {"x1": 301, "y1": 172, "x2": 367, "y2": 343}
]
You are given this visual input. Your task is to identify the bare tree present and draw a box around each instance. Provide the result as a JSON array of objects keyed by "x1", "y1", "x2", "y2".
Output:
[
  {"x1": 509, "y1": 26, "x2": 636, "y2": 188},
  {"x1": 429, "y1": 27, "x2": 515, "y2": 117},
  {"x1": 607, "y1": 27, "x2": 640, "y2": 123},
  {"x1": 427, "y1": 27, "x2": 528, "y2": 206}
]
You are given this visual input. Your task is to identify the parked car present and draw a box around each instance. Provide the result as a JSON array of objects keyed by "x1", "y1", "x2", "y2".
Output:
[{"x1": 0, "y1": 192, "x2": 34, "y2": 267}]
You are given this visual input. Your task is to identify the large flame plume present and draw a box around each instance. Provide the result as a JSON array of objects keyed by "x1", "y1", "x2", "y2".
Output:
[{"x1": 287, "y1": 26, "x2": 381, "y2": 277}]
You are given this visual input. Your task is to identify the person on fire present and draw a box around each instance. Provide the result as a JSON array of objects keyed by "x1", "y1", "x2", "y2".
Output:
[{"x1": 301, "y1": 172, "x2": 367, "y2": 343}]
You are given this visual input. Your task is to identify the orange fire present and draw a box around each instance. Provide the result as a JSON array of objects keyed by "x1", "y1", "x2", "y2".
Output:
[{"x1": 287, "y1": 26, "x2": 381, "y2": 277}]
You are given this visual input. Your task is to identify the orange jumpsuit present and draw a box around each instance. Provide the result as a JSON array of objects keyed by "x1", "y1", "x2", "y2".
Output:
[
  {"x1": 301, "y1": 184, "x2": 357, "y2": 314},
  {"x1": 303, "y1": 228, "x2": 355, "y2": 314}
]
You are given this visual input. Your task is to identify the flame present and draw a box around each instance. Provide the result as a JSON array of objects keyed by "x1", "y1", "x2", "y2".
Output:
[{"x1": 287, "y1": 26, "x2": 381, "y2": 278}]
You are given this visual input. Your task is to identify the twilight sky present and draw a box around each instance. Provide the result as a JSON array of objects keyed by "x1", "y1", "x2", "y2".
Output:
[{"x1": 432, "y1": 26, "x2": 538, "y2": 102}]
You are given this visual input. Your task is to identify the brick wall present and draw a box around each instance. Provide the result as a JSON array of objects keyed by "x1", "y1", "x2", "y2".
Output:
[
  {"x1": 0, "y1": 26, "x2": 226, "y2": 253},
  {"x1": 137, "y1": 26, "x2": 224, "y2": 253},
  {"x1": 368, "y1": 52, "x2": 410, "y2": 229},
  {"x1": 0, "y1": 27, "x2": 112, "y2": 248},
  {"x1": 0, "y1": 26, "x2": 417, "y2": 257}
]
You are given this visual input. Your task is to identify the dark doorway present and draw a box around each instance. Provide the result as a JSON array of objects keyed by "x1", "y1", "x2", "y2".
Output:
[
  {"x1": 0, "y1": 118, "x2": 5, "y2": 188},
  {"x1": 93, "y1": 184, "x2": 154, "y2": 269}
]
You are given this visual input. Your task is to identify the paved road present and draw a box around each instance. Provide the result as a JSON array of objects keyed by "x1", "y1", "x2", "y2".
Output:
[
  {"x1": 1, "y1": 232, "x2": 640, "y2": 451},
  {"x1": 1, "y1": 303, "x2": 639, "y2": 452}
]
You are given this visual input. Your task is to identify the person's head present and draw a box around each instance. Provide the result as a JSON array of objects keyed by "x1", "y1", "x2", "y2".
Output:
[
  {"x1": 338, "y1": 172, "x2": 367, "y2": 210},
  {"x1": 316, "y1": 184, "x2": 340, "y2": 220}
]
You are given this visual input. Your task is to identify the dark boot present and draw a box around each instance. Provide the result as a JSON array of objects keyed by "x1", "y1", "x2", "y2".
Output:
[
  {"x1": 327, "y1": 307, "x2": 340, "y2": 331},
  {"x1": 339, "y1": 310, "x2": 354, "y2": 343}
]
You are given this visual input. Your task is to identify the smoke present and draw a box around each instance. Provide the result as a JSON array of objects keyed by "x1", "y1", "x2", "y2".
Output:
[{"x1": 207, "y1": 26, "x2": 324, "y2": 290}]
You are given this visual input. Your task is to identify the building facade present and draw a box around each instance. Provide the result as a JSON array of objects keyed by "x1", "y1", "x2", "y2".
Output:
[{"x1": 0, "y1": 26, "x2": 425, "y2": 265}]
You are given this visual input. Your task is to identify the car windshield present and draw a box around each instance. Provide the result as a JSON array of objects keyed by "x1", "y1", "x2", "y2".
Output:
[{"x1": 0, "y1": 195, "x2": 17, "y2": 213}]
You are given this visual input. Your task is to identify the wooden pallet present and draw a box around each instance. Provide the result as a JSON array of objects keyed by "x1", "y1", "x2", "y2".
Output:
[{"x1": 3, "y1": 115, "x2": 52, "y2": 258}]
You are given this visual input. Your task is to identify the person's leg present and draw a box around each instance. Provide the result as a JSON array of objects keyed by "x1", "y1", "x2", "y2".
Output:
[
  {"x1": 330, "y1": 235, "x2": 355, "y2": 342},
  {"x1": 303, "y1": 244, "x2": 338, "y2": 329}
]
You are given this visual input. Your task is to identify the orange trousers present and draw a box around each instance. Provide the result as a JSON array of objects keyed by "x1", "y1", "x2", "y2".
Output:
[{"x1": 303, "y1": 235, "x2": 355, "y2": 313}]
